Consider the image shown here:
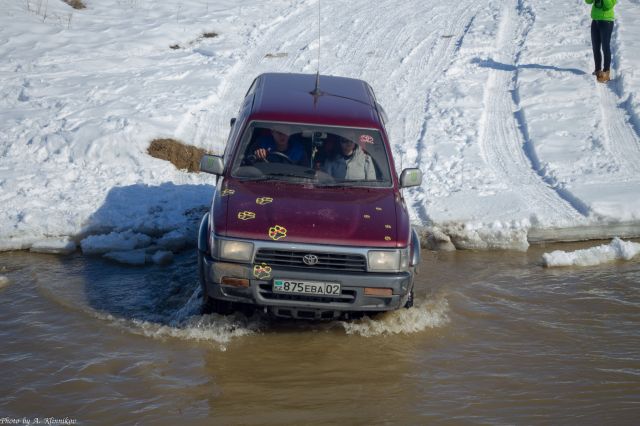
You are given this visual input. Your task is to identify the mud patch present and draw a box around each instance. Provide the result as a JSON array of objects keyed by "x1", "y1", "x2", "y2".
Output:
[
  {"x1": 63, "y1": 0, "x2": 86, "y2": 9},
  {"x1": 147, "y1": 138, "x2": 207, "y2": 172},
  {"x1": 170, "y1": 31, "x2": 218, "y2": 50},
  {"x1": 265, "y1": 52, "x2": 288, "y2": 58}
]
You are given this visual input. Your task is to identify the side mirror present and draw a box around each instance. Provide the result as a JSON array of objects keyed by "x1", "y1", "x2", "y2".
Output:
[
  {"x1": 230, "y1": 117, "x2": 236, "y2": 127},
  {"x1": 200, "y1": 154, "x2": 224, "y2": 175},
  {"x1": 400, "y1": 168, "x2": 422, "y2": 188}
]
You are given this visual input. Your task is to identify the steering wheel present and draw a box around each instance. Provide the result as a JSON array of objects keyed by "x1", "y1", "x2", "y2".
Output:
[{"x1": 266, "y1": 151, "x2": 293, "y2": 164}]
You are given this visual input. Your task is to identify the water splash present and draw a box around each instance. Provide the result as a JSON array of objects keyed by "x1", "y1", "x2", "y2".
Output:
[{"x1": 338, "y1": 296, "x2": 450, "y2": 337}]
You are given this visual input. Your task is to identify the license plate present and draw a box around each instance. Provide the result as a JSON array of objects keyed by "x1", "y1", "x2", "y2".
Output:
[{"x1": 273, "y1": 279, "x2": 341, "y2": 296}]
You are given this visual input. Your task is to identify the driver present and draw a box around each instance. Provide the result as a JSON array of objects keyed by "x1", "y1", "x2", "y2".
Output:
[{"x1": 253, "y1": 124, "x2": 308, "y2": 166}]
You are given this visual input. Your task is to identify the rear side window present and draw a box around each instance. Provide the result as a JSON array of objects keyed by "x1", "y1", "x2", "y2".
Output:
[{"x1": 230, "y1": 121, "x2": 392, "y2": 187}]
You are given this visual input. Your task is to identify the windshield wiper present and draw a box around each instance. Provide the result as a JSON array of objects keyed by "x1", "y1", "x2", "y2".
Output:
[
  {"x1": 321, "y1": 179, "x2": 382, "y2": 187},
  {"x1": 236, "y1": 175, "x2": 278, "y2": 181},
  {"x1": 267, "y1": 171, "x2": 317, "y2": 180},
  {"x1": 237, "y1": 172, "x2": 310, "y2": 182}
]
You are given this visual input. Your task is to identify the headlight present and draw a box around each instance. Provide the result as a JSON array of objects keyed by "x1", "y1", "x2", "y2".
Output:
[
  {"x1": 368, "y1": 249, "x2": 409, "y2": 272},
  {"x1": 220, "y1": 240, "x2": 254, "y2": 262}
]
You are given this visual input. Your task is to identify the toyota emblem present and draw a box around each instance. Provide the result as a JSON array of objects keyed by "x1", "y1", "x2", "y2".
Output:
[{"x1": 302, "y1": 254, "x2": 319, "y2": 266}]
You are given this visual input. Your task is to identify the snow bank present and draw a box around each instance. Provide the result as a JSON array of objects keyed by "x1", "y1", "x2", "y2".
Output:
[
  {"x1": 422, "y1": 220, "x2": 530, "y2": 251},
  {"x1": 0, "y1": 275, "x2": 9, "y2": 289},
  {"x1": 81, "y1": 230, "x2": 187, "y2": 266},
  {"x1": 542, "y1": 237, "x2": 640, "y2": 267},
  {"x1": 29, "y1": 238, "x2": 77, "y2": 255},
  {"x1": 1, "y1": 0, "x2": 640, "y2": 252},
  {"x1": 80, "y1": 230, "x2": 152, "y2": 255}
]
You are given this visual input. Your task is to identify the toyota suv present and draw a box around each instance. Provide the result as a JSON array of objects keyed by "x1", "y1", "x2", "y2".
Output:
[{"x1": 197, "y1": 72, "x2": 422, "y2": 320}]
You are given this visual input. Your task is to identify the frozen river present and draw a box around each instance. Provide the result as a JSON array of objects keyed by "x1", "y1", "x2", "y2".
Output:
[{"x1": 1, "y1": 243, "x2": 639, "y2": 424}]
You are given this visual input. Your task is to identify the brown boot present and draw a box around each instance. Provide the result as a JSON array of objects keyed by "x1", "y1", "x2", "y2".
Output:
[{"x1": 597, "y1": 70, "x2": 610, "y2": 83}]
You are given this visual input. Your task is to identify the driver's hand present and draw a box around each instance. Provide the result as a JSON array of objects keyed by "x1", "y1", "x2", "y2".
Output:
[{"x1": 254, "y1": 148, "x2": 268, "y2": 160}]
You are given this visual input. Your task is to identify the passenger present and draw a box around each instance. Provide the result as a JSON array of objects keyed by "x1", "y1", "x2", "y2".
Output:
[
  {"x1": 253, "y1": 125, "x2": 308, "y2": 166},
  {"x1": 322, "y1": 133, "x2": 376, "y2": 180}
]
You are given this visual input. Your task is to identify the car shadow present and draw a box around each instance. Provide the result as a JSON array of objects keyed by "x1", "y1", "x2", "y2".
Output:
[
  {"x1": 80, "y1": 182, "x2": 212, "y2": 237},
  {"x1": 77, "y1": 182, "x2": 213, "y2": 324}
]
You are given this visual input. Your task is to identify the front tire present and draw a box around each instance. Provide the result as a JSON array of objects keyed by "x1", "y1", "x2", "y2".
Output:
[
  {"x1": 197, "y1": 249, "x2": 241, "y2": 316},
  {"x1": 202, "y1": 296, "x2": 235, "y2": 315},
  {"x1": 404, "y1": 289, "x2": 414, "y2": 309}
]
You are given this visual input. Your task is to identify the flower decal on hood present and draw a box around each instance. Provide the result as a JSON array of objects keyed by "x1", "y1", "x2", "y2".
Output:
[{"x1": 268, "y1": 225, "x2": 287, "y2": 240}]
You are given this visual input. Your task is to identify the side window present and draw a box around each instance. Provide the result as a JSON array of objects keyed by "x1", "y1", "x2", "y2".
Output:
[{"x1": 223, "y1": 98, "x2": 251, "y2": 163}]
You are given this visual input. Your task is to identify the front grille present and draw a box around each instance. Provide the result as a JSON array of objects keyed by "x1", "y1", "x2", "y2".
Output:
[{"x1": 255, "y1": 249, "x2": 367, "y2": 272}]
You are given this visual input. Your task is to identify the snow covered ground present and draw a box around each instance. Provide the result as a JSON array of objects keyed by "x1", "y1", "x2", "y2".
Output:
[{"x1": 1, "y1": 0, "x2": 640, "y2": 256}]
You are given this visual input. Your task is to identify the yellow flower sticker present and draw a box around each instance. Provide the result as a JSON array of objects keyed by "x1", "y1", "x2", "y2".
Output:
[
  {"x1": 375, "y1": 207, "x2": 383, "y2": 211},
  {"x1": 256, "y1": 197, "x2": 273, "y2": 205},
  {"x1": 385, "y1": 224, "x2": 392, "y2": 229},
  {"x1": 221, "y1": 188, "x2": 235, "y2": 196},
  {"x1": 384, "y1": 236, "x2": 392, "y2": 241},
  {"x1": 268, "y1": 225, "x2": 287, "y2": 240},
  {"x1": 238, "y1": 211, "x2": 256, "y2": 220},
  {"x1": 253, "y1": 263, "x2": 272, "y2": 280},
  {"x1": 363, "y1": 214, "x2": 371, "y2": 219}
]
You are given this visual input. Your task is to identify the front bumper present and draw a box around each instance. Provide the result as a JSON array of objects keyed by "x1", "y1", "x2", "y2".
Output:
[{"x1": 200, "y1": 253, "x2": 414, "y2": 319}]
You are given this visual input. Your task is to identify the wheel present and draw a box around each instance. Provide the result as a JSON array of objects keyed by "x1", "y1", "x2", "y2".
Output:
[
  {"x1": 404, "y1": 289, "x2": 414, "y2": 309},
  {"x1": 202, "y1": 296, "x2": 235, "y2": 315},
  {"x1": 198, "y1": 249, "x2": 236, "y2": 315}
]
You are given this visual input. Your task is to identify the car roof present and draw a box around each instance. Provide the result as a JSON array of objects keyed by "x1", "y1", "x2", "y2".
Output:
[{"x1": 248, "y1": 73, "x2": 383, "y2": 129}]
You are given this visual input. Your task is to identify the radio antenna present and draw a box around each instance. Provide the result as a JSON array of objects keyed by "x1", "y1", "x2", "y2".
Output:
[{"x1": 311, "y1": 0, "x2": 322, "y2": 96}]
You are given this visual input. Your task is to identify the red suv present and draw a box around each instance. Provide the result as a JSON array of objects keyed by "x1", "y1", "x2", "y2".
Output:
[{"x1": 198, "y1": 73, "x2": 422, "y2": 320}]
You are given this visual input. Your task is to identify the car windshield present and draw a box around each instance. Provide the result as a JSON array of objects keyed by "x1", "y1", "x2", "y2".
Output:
[{"x1": 231, "y1": 121, "x2": 393, "y2": 187}]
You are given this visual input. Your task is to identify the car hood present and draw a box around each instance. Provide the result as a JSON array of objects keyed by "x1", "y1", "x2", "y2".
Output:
[{"x1": 216, "y1": 179, "x2": 402, "y2": 247}]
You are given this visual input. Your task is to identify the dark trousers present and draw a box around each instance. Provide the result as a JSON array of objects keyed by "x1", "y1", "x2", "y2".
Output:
[{"x1": 591, "y1": 20, "x2": 614, "y2": 72}]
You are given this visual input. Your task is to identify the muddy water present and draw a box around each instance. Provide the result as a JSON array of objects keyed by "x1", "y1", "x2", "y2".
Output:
[{"x1": 1, "y1": 243, "x2": 639, "y2": 425}]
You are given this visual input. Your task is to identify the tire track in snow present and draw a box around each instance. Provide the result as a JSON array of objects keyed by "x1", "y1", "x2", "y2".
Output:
[
  {"x1": 409, "y1": 9, "x2": 480, "y2": 225},
  {"x1": 477, "y1": 0, "x2": 588, "y2": 224},
  {"x1": 178, "y1": 0, "x2": 479, "y2": 183},
  {"x1": 598, "y1": 87, "x2": 640, "y2": 176},
  {"x1": 175, "y1": 0, "x2": 313, "y2": 153},
  {"x1": 596, "y1": 22, "x2": 640, "y2": 177},
  {"x1": 314, "y1": 1, "x2": 482, "y2": 227}
]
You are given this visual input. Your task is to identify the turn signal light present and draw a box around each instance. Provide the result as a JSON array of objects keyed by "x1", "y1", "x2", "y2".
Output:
[
  {"x1": 364, "y1": 287, "x2": 393, "y2": 297},
  {"x1": 221, "y1": 277, "x2": 249, "y2": 288}
]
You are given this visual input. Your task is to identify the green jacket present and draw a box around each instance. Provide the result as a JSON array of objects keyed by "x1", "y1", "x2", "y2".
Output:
[{"x1": 585, "y1": 0, "x2": 617, "y2": 21}]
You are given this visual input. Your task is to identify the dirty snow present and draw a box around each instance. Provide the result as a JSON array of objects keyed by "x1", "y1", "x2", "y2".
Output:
[{"x1": 1, "y1": 0, "x2": 640, "y2": 254}]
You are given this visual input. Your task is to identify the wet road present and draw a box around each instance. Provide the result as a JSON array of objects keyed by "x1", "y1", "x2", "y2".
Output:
[{"x1": 1, "y1": 242, "x2": 639, "y2": 425}]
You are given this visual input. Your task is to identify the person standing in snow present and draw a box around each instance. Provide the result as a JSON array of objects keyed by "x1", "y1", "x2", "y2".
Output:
[{"x1": 585, "y1": 0, "x2": 617, "y2": 83}]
